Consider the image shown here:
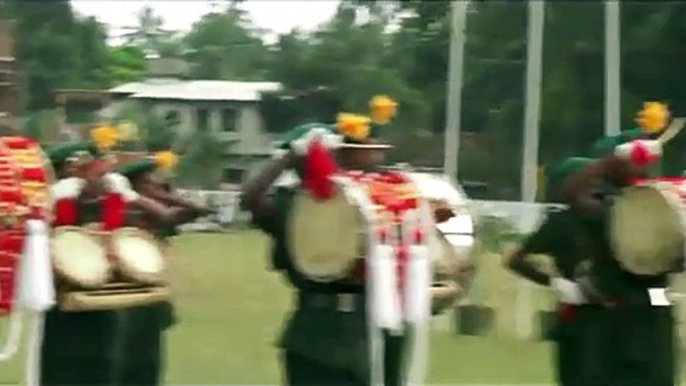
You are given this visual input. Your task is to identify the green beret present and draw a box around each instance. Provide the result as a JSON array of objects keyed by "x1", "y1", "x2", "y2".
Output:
[
  {"x1": 588, "y1": 128, "x2": 647, "y2": 158},
  {"x1": 278, "y1": 123, "x2": 336, "y2": 150},
  {"x1": 46, "y1": 141, "x2": 101, "y2": 167},
  {"x1": 548, "y1": 157, "x2": 594, "y2": 198},
  {"x1": 118, "y1": 158, "x2": 156, "y2": 178}
]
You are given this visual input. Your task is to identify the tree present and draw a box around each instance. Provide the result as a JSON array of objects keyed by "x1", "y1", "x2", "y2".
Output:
[
  {"x1": 120, "y1": 6, "x2": 173, "y2": 55},
  {"x1": 105, "y1": 45, "x2": 146, "y2": 86},
  {"x1": 184, "y1": 4, "x2": 271, "y2": 80}
]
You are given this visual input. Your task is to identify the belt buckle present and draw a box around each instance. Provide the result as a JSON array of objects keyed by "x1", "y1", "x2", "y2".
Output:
[{"x1": 337, "y1": 294, "x2": 355, "y2": 313}]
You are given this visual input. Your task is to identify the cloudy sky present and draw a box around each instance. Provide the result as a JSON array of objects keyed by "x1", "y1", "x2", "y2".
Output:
[{"x1": 71, "y1": 1, "x2": 340, "y2": 43}]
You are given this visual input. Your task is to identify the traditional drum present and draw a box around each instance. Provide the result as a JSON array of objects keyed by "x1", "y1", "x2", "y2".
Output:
[
  {"x1": 51, "y1": 226, "x2": 111, "y2": 288},
  {"x1": 110, "y1": 227, "x2": 166, "y2": 284},
  {"x1": 287, "y1": 171, "x2": 433, "y2": 282},
  {"x1": 406, "y1": 171, "x2": 476, "y2": 295},
  {"x1": 287, "y1": 180, "x2": 367, "y2": 282},
  {"x1": 610, "y1": 180, "x2": 686, "y2": 275}
]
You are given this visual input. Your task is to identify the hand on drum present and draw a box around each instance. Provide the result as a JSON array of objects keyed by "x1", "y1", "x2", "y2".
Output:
[{"x1": 600, "y1": 153, "x2": 644, "y2": 186}]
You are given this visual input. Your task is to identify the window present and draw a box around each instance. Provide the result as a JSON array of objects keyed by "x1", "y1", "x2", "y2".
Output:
[
  {"x1": 196, "y1": 108, "x2": 209, "y2": 131},
  {"x1": 164, "y1": 110, "x2": 181, "y2": 127},
  {"x1": 221, "y1": 108, "x2": 238, "y2": 132},
  {"x1": 222, "y1": 168, "x2": 244, "y2": 185}
]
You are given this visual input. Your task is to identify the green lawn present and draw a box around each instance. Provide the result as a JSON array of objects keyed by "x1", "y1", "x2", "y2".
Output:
[{"x1": 0, "y1": 232, "x2": 684, "y2": 384}]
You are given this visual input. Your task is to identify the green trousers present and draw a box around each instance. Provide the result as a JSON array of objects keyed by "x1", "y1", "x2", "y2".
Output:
[
  {"x1": 552, "y1": 304, "x2": 677, "y2": 386},
  {"x1": 280, "y1": 304, "x2": 406, "y2": 386},
  {"x1": 117, "y1": 301, "x2": 176, "y2": 386},
  {"x1": 40, "y1": 308, "x2": 120, "y2": 386},
  {"x1": 40, "y1": 302, "x2": 174, "y2": 386}
]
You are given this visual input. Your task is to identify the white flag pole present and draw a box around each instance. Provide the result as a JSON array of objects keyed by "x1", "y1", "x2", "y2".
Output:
[
  {"x1": 517, "y1": 0, "x2": 545, "y2": 340},
  {"x1": 605, "y1": 0, "x2": 621, "y2": 136},
  {"x1": 443, "y1": 1, "x2": 469, "y2": 179}
]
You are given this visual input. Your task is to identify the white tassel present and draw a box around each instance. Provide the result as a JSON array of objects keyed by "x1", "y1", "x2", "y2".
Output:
[
  {"x1": 402, "y1": 205, "x2": 433, "y2": 386},
  {"x1": 17, "y1": 219, "x2": 55, "y2": 386},
  {"x1": 335, "y1": 176, "x2": 385, "y2": 386},
  {"x1": 405, "y1": 247, "x2": 431, "y2": 386},
  {"x1": 371, "y1": 244, "x2": 403, "y2": 332}
]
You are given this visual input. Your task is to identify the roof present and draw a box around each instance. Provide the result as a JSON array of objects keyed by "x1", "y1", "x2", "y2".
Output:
[{"x1": 109, "y1": 80, "x2": 282, "y2": 102}]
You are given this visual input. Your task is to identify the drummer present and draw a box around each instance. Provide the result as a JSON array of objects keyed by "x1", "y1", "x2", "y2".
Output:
[
  {"x1": 506, "y1": 156, "x2": 612, "y2": 386},
  {"x1": 41, "y1": 137, "x2": 193, "y2": 386},
  {"x1": 557, "y1": 105, "x2": 679, "y2": 385},
  {"x1": 116, "y1": 150, "x2": 209, "y2": 386},
  {"x1": 242, "y1": 95, "x2": 412, "y2": 386}
]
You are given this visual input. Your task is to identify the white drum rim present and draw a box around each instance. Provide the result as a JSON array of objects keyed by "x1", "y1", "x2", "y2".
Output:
[
  {"x1": 110, "y1": 227, "x2": 166, "y2": 285},
  {"x1": 51, "y1": 226, "x2": 111, "y2": 288},
  {"x1": 610, "y1": 183, "x2": 685, "y2": 275}
]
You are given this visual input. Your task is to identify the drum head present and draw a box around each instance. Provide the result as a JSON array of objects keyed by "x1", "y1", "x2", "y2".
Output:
[
  {"x1": 52, "y1": 227, "x2": 110, "y2": 288},
  {"x1": 611, "y1": 183, "x2": 685, "y2": 275},
  {"x1": 287, "y1": 183, "x2": 363, "y2": 282},
  {"x1": 111, "y1": 228, "x2": 165, "y2": 284}
]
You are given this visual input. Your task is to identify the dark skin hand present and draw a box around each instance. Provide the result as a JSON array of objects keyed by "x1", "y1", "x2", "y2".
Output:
[
  {"x1": 241, "y1": 151, "x2": 298, "y2": 218},
  {"x1": 77, "y1": 161, "x2": 189, "y2": 225},
  {"x1": 241, "y1": 146, "x2": 387, "y2": 219},
  {"x1": 558, "y1": 154, "x2": 638, "y2": 216},
  {"x1": 133, "y1": 171, "x2": 212, "y2": 217},
  {"x1": 506, "y1": 247, "x2": 551, "y2": 286}
]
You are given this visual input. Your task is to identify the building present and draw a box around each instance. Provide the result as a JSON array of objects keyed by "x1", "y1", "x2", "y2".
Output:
[
  {"x1": 108, "y1": 76, "x2": 282, "y2": 189},
  {"x1": 0, "y1": 19, "x2": 19, "y2": 128}
]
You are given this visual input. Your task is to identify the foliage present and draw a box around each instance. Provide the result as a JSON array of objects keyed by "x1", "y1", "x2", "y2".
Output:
[{"x1": 7, "y1": 1, "x2": 686, "y2": 197}]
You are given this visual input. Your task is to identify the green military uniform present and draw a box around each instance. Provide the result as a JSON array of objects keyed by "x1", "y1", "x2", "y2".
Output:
[
  {"x1": 117, "y1": 158, "x2": 179, "y2": 386},
  {"x1": 512, "y1": 157, "x2": 613, "y2": 385},
  {"x1": 579, "y1": 134, "x2": 678, "y2": 385},
  {"x1": 254, "y1": 186, "x2": 406, "y2": 386},
  {"x1": 41, "y1": 142, "x2": 122, "y2": 385},
  {"x1": 253, "y1": 111, "x2": 407, "y2": 385}
]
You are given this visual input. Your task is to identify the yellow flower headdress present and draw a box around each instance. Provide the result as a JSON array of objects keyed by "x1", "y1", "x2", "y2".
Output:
[
  {"x1": 369, "y1": 95, "x2": 397, "y2": 125},
  {"x1": 334, "y1": 95, "x2": 398, "y2": 141},
  {"x1": 336, "y1": 113, "x2": 371, "y2": 140},
  {"x1": 636, "y1": 102, "x2": 670, "y2": 133},
  {"x1": 153, "y1": 150, "x2": 178, "y2": 172},
  {"x1": 90, "y1": 124, "x2": 119, "y2": 151}
]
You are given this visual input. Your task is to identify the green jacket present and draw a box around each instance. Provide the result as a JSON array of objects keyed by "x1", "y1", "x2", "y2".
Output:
[{"x1": 252, "y1": 187, "x2": 370, "y2": 378}]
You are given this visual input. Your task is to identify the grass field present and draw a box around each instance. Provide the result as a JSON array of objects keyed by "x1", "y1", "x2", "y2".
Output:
[{"x1": 0, "y1": 231, "x2": 685, "y2": 384}]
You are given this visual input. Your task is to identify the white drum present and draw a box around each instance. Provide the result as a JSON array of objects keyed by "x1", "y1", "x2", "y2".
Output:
[
  {"x1": 52, "y1": 226, "x2": 111, "y2": 288},
  {"x1": 110, "y1": 227, "x2": 166, "y2": 284},
  {"x1": 610, "y1": 181, "x2": 686, "y2": 275}
]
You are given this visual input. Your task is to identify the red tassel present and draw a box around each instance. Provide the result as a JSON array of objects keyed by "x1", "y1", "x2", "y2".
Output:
[
  {"x1": 1, "y1": 136, "x2": 33, "y2": 149},
  {"x1": 629, "y1": 141, "x2": 659, "y2": 166},
  {"x1": 53, "y1": 198, "x2": 78, "y2": 226},
  {"x1": 21, "y1": 166, "x2": 47, "y2": 182},
  {"x1": 0, "y1": 231, "x2": 23, "y2": 252},
  {"x1": 557, "y1": 303, "x2": 576, "y2": 321},
  {"x1": 301, "y1": 138, "x2": 338, "y2": 200},
  {"x1": 0, "y1": 187, "x2": 23, "y2": 203},
  {"x1": 396, "y1": 246, "x2": 409, "y2": 291},
  {"x1": 102, "y1": 193, "x2": 126, "y2": 230}
]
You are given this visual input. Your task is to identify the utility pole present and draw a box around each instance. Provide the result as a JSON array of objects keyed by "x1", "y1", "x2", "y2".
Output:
[
  {"x1": 605, "y1": 0, "x2": 621, "y2": 136},
  {"x1": 520, "y1": 0, "x2": 545, "y2": 204},
  {"x1": 443, "y1": 1, "x2": 469, "y2": 180}
]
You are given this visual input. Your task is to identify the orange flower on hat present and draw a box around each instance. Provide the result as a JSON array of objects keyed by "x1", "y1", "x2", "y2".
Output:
[
  {"x1": 154, "y1": 150, "x2": 178, "y2": 172},
  {"x1": 90, "y1": 125, "x2": 119, "y2": 150},
  {"x1": 336, "y1": 113, "x2": 371, "y2": 140},
  {"x1": 636, "y1": 102, "x2": 669, "y2": 132},
  {"x1": 369, "y1": 95, "x2": 398, "y2": 124}
]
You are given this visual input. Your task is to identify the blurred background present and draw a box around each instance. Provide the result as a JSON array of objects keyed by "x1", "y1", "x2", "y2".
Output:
[{"x1": 1, "y1": 0, "x2": 686, "y2": 384}]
